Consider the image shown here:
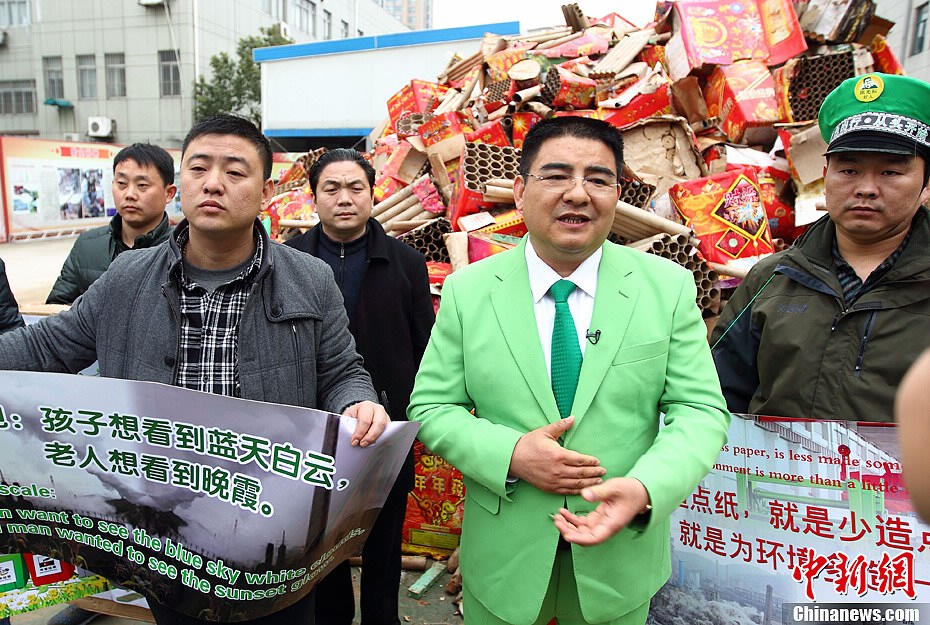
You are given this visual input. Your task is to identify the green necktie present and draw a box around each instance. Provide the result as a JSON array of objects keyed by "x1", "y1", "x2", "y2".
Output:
[{"x1": 550, "y1": 279, "x2": 582, "y2": 418}]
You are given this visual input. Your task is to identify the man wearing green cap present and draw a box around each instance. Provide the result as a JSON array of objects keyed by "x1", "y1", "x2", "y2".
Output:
[{"x1": 712, "y1": 72, "x2": 930, "y2": 422}]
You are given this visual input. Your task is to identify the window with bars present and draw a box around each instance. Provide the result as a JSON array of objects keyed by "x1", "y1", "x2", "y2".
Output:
[
  {"x1": 913, "y1": 3, "x2": 929, "y2": 56},
  {"x1": 159, "y1": 50, "x2": 181, "y2": 96},
  {"x1": 0, "y1": 80, "x2": 36, "y2": 115},
  {"x1": 106, "y1": 53, "x2": 126, "y2": 98},
  {"x1": 310, "y1": 1, "x2": 317, "y2": 37},
  {"x1": 44, "y1": 57, "x2": 64, "y2": 100},
  {"x1": 295, "y1": 0, "x2": 309, "y2": 33},
  {"x1": 0, "y1": 0, "x2": 29, "y2": 26},
  {"x1": 341, "y1": 19, "x2": 349, "y2": 38},
  {"x1": 323, "y1": 9, "x2": 331, "y2": 40},
  {"x1": 77, "y1": 55, "x2": 97, "y2": 99}
]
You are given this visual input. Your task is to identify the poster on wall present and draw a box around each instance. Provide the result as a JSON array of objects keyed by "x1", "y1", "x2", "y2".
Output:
[
  {"x1": 649, "y1": 414, "x2": 929, "y2": 624},
  {"x1": 0, "y1": 137, "x2": 181, "y2": 242},
  {"x1": 0, "y1": 371, "x2": 417, "y2": 621}
]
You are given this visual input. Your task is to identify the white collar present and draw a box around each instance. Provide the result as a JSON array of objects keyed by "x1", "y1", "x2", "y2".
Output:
[{"x1": 525, "y1": 238, "x2": 602, "y2": 304}]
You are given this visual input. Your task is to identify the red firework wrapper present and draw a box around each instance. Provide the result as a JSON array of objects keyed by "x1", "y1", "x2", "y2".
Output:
[
  {"x1": 758, "y1": 166, "x2": 804, "y2": 241},
  {"x1": 467, "y1": 231, "x2": 519, "y2": 262},
  {"x1": 466, "y1": 119, "x2": 511, "y2": 147},
  {"x1": 670, "y1": 166, "x2": 774, "y2": 266},
  {"x1": 418, "y1": 112, "x2": 472, "y2": 147},
  {"x1": 550, "y1": 66, "x2": 597, "y2": 108},
  {"x1": 377, "y1": 140, "x2": 426, "y2": 184},
  {"x1": 267, "y1": 185, "x2": 315, "y2": 222},
  {"x1": 373, "y1": 175, "x2": 406, "y2": 203},
  {"x1": 387, "y1": 80, "x2": 450, "y2": 129},
  {"x1": 871, "y1": 34, "x2": 905, "y2": 75},
  {"x1": 402, "y1": 441, "x2": 464, "y2": 557},
  {"x1": 486, "y1": 45, "x2": 532, "y2": 82},
  {"x1": 665, "y1": 0, "x2": 806, "y2": 80},
  {"x1": 704, "y1": 60, "x2": 782, "y2": 143},
  {"x1": 511, "y1": 112, "x2": 543, "y2": 149},
  {"x1": 538, "y1": 34, "x2": 609, "y2": 59},
  {"x1": 410, "y1": 176, "x2": 446, "y2": 215},
  {"x1": 600, "y1": 83, "x2": 672, "y2": 129},
  {"x1": 426, "y1": 261, "x2": 452, "y2": 285},
  {"x1": 638, "y1": 44, "x2": 666, "y2": 70}
]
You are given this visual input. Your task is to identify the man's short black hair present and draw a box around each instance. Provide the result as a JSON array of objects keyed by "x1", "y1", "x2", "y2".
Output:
[
  {"x1": 182, "y1": 115, "x2": 273, "y2": 180},
  {"x1": 309, "y1": 148, "x2": 376, "y2": 194},
  {"x1": 519, "y1": 116, "x2": 624, "y2": 179},
  {"x1": 113, "y1": 143, "x2": 175, "y2": 186}
]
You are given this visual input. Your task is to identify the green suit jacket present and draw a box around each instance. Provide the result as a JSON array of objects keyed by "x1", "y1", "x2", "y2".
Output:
[{"x1": 408, "y1": 239, "x2": 729, "y2": 624}]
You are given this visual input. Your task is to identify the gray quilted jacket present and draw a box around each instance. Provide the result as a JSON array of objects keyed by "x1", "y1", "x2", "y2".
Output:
[{"x1": 0, "y1": 219, "x2": 376, "y2": 414}]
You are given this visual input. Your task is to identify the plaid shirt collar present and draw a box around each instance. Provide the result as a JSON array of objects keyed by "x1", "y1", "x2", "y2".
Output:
[
  {"x1": 170, "y1": 221, "x2": 264, "y2": 398},
  {"x1": 171, "y1": 221, "x2": 264, "y2": 289},
  {"x1": 831, "y1": 229, "x2": 912, "y2": 306}
]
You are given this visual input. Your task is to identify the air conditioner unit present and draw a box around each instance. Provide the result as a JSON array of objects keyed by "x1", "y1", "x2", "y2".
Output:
[
  {"x1": 87, "y1": 117, "x2": 114, "y2": 138},
  {"x1": 63, "y1": 132, "x2": 80, "y2": 142},
  {"x1": 276, "y1": 21, "x2": 290, "y2": 38},
  {"x1": 138, "y1": 0, "x2": 167, "y2": 6}
]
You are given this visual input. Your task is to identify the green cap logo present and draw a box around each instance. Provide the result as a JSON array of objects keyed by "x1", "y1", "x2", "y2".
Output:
[{"x1": 854, "y1": 75, "x2": 884, "y2": 103}]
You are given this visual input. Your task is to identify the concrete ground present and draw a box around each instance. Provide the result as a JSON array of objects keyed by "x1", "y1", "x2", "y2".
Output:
[
  {"x1": 1, "y1": 238, "x2": 462, "y2": 624},
  {"x1": 1, "y1": 237, "x2": 76, "y2": 306}
]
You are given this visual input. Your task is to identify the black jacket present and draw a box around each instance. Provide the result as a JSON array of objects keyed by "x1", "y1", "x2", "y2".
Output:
[
  {"x1": 712, "y1": 208, "x2": 930, "y2": 421},
  {"x1": 0, "y1": 258, "x2": 24, "y2": 335},
  {"x1": 286, "y1": 218, "x2": 435, "y2": 426},
  {"x1": 46, "y1": 212, "x2": 172, "y2": 304}
]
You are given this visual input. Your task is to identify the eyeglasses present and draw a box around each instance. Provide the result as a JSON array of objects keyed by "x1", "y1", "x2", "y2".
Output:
[{"x1": 525, "y1": 173, "x2": 621, "y2": 195}]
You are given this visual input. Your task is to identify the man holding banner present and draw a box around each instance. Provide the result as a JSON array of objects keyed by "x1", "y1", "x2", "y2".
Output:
[
  {"x1": 0, "y1": 115, "x2": 390, "y2": 625},
  {"x1": 712, "y1": 73, "x2": 930, "y2": 422}
]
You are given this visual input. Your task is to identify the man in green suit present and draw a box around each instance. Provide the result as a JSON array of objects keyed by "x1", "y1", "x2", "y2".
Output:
[{"x1": 408, "y1": 116, "x2": 729, "y2": 625}]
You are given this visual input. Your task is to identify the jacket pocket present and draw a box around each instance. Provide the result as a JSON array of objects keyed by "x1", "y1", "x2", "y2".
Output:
[
  {"x1": 467, "y1": 480, "x2": 501, "y2": 515},
  {"x1": 612, "y1": 336, "x2": 670, "y2": 365}
]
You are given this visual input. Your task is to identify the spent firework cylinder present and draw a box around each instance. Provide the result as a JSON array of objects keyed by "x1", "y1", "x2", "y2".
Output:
[{"x1": 375, "y1": 194, "x2": 421, "y2": 223}]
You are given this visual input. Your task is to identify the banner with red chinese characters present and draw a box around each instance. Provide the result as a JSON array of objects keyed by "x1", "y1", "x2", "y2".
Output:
[{"x1": 647, "y1": 415, "x2": 928, "y2": 623}]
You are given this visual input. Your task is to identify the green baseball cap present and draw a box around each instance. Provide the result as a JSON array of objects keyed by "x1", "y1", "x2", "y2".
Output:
[{"x1": 818, "y1": 73, "x2": 930, "y2": 156}]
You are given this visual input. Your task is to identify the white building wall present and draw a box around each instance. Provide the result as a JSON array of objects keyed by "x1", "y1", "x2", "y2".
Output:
[
  {"x1": 0, "y1": 0, "x2": 406, "y2": 146},
  {"x1": 257, "y1": 22, "x2": 520, "y2": 140},
  {"x1": 874, "y1": 0, "x2": 930, "y2": 81}
]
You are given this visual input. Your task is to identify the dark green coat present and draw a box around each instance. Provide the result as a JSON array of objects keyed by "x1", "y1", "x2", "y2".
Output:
[
  {"x1": 712, "y1": 208, "x2": 930, "y2": 422},
  {"x1": 46, "y1": 213, "x2": 171, "y2": 304},
  {"x1": 0, "y1": 258, "x2": 24, "y2": 334}
]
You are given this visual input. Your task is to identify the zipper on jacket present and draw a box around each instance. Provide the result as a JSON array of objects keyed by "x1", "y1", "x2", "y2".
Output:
[
  {"x1": 292, "y1": 322, "x2": 303, "y2": 400},
  {"x1": 339, "y1": 243, "x2": 345, "y2": 286},
  {"x1": 853, "y1": 311, "x2": 877, "y2": 376}
]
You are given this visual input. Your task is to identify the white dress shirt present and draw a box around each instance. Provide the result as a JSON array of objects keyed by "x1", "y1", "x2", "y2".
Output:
[{"x1": 525, "y1": 239, "x2": 601, "y2": 377}]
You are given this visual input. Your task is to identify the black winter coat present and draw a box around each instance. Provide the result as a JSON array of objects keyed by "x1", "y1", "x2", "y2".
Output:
[{"x1": 286, "y1": 219, "x2": 435, "y2": 426}]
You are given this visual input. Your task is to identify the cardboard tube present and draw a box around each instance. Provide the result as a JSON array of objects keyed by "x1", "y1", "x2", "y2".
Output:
[
  {"x1": 278, "y1": 219, "x2": 315, "y2": 229},
  {"x1": 484, "y1": 184, "x2": 514, "y2": 197},
  {"x1": 507, "y1": 26, "x2": 572, "y2": 44},
  {"x1": 375, "y1": 194, "x2": 421, "y2": 223},
  {"x1": 391, "y1": 203, "x2": 431, "y2": 224},
  {"x1": 391, "y1": 218, "x2": 435, "y2": 230},
  {"x1": 614, "y1": 201, "x2": 692, "y2": 237},
  {"x1": 513, "y1": 85, "x2": 542, "y2": 103},
  {"x1": 536, "y1": 30, "x2": 583, "y2": 50},
  {"x1": 708, "y1": 262, "x2": 748, "y2": 280},
  {"x1": 486, "y1": 178, "x2": 515, "y2": 188},
  {"x1": 372, "y1": 175, "x2": 429, "y2": 216}
]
